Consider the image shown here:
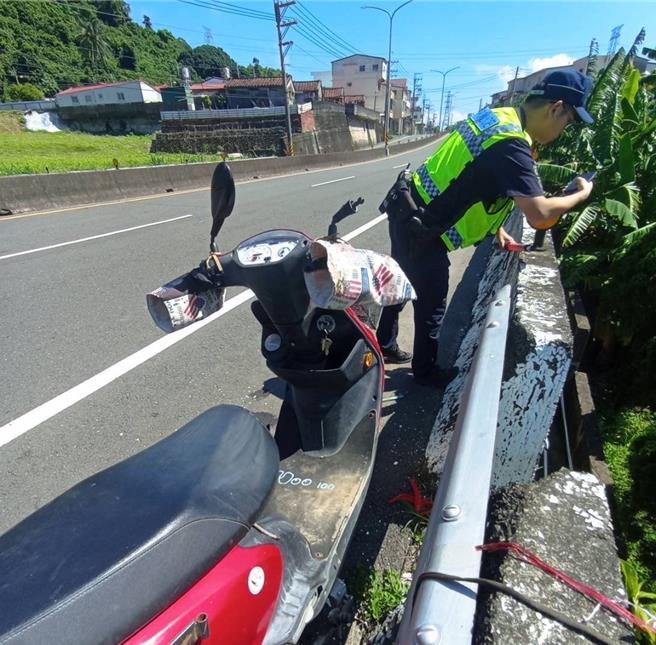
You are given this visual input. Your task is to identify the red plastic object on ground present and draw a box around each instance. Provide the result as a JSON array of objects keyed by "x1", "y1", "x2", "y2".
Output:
[
  {"x1": 122, "y1": 544, "x2": 283, "y2": 645},
  {"x1": 504, "y1": 242, "x2": 532, "y2": 253}
]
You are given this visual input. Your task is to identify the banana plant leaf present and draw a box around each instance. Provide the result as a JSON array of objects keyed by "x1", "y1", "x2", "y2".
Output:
[
  {"x1": 618, "y1": 221, "x2": 656, "y2": 252},
  {"x1": 609, "y1": 182, "x2": 641, "y2": 214},
  {"x1": 563, "y1": 204, "x2": 600, "y2": 248},
  {"x1": 537, "y1": 162, "x2": 577, "y2": 191},
  {"x1": 605, "y1": 198, "x2": 638, "y2": 228},
  {"x1": 617, "y1": 133, "x2": 636, "y2": 184}
]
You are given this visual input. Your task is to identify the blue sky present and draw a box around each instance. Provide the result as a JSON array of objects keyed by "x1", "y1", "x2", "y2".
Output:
[{"x1": 127, "y1": 0, "x2": 655, "y2": 119}]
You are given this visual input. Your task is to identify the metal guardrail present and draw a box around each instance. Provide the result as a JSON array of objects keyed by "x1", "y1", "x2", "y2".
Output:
[
  {"x1": 398, "y1": 284, "x2": 512, "y2": 645},
  {"x1": 160, "y1": 102, "x2": 312, "y2": 121}
]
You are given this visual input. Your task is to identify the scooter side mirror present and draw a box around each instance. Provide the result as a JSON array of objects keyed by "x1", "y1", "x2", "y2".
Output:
[{"x1": 210, "y1": 162, "x2": 236, "y2": 250}]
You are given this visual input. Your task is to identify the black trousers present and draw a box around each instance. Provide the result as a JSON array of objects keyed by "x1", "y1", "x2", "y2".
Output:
[{"x1": 376, "y1": 215, "x2": 450, "y2": 378}]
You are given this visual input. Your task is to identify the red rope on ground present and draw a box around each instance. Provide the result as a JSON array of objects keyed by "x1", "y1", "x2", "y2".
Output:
[{"x1": 477, "y1": 541, "x2": 656, "y2": 636}]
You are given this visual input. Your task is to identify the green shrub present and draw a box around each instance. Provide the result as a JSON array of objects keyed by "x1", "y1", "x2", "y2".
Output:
[
  {"x1": 601, "y1": 407, "x2": 656, "y2": 592},
  {"x1": 4, "y1": 83, "x2": 44, "y2": 101}
]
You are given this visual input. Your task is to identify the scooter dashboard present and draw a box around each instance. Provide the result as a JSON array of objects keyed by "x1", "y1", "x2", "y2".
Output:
[{"x1": 234, "y1": 230, "x2": 305, "y2": 267}]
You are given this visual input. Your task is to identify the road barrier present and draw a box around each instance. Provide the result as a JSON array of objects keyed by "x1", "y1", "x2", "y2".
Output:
[
  {"x1": 397, "y1": 285, "x2": 512, "y2": 645},
  {"x1": 0, "y1": 134, "x2": 439, "y2": 215}
]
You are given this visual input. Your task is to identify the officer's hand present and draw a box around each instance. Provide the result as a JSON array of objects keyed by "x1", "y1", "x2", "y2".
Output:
[
  {"x1": 574, "y1": 176, "x2": 593, "y2": 201},
  {"x1": 407, "y1": 209, "x2": 436, "y2": 239}
]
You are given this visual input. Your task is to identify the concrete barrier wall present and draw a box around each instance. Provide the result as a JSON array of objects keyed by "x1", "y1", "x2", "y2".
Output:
[
  {"x1": 425, "y1": 210, "x2": 572, "y2": 486},
  {"x1": 0, "y1": 134, "x2": 439, "y2": 215}
]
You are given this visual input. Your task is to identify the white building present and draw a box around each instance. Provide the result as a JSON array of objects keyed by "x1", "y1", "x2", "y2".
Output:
[
  {"x1": 491, "y1": 54, "x2": 656, "y2": 106},
  {"x1": 331, "y1": 55, "x2": 387, "y2": 113},
  {"x1": 55, "y1": 80, "x2": 161, "y2": 108},
  {"x1": 390, "y1": 78, "x2": 412, "y2": 134}
]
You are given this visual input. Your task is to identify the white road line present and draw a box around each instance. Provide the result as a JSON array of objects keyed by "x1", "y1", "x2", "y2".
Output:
[
  {"x1": 311, "y1": 175, "x2": 356, "y2": 188},
  {"x1": 0, "y1": 213, "x2": 388, "y2": 447},
  {"x1": 342, "y1": 213, "x2": 387, "y2": 240},
  {"x1": 0, "y1": 289, "x2": 255, "y2": 449},
  {"x1": 393, "y1": 163, "x2": 408, "y2": 169},
  {"x1": 0, "y1": 214, "x2": 193, "y2": 261}
]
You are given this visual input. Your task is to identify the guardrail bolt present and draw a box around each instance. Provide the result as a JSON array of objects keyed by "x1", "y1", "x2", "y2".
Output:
[
  {"x1": 441, "y1": 504, "x2": 461, "y2": 521},
  {"x1": 415, "y1": 623, "x2": 440, "y2": 644}
]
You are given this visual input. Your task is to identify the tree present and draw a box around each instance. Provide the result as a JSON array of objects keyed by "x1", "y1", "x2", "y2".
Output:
[
  {"x1": 4, "y1": 82, "x2": 44, "y2": 101},
  {"x1": 95, "y1": 0, "x2": 130, "y2": 27},
  {"x1": 252, "y1": 57, "x2": 261, "y2": 76},
  {"x1": 177, "y1": 45, "x2": 238, "y2": 80},
  {"x1": 143, "y1": 15, "x2": 153, "y2": 30},
  {"x1": 77, "y1": 17, "x2": 111, "y2": 81}
]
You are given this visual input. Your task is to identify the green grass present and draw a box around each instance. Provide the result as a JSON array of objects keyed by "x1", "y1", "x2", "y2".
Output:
[
  {"x1": 0, "y1": 112, "x2": 226, "y2": 176},
  {"x1": 601, "y1": 407, "x2": 656, "y2": 597},
  {"x1": 349, "y1": 567, "x2": 409, "y2": 623}
]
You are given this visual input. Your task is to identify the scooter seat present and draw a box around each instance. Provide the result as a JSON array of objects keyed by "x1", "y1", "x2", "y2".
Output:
[{"x1": 0, "y1": 404, "x2": 279, "y2": 645}]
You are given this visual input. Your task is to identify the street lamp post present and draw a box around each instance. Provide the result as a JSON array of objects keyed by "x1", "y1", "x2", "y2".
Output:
[
  {"x1": 362, "y1": 0, "x2": 413, "y2": 156},
  {"x1": 431, "y1": 66, "x2": 459, "y2": 132}
]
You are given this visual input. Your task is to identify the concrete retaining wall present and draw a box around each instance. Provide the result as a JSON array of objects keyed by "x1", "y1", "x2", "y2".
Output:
[
  {"x1": 425, "y1": 211, "x2": 572, "y2": 487},
  {"x1": 423, "y1": 215, "x2": 627, "y2": 642},
  {"x1": 476, "y1": 469, "x2": 631, "y2": 644},
  {"x1": 0, "y1": 134, "x2": 439, "y2": 215}
]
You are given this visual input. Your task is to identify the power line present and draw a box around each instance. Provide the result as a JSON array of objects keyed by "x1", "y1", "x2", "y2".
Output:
[
  {"x1": 202, "y1": 0, "x2": 273, "y2": 20},
  {"x1": 177, "y1": 0, "x2": 273, "y2": 22},
  {"x1": 290, "y1": 43, "x2": 329, "y2": 67},
  {"x1": 293, "y1": 0, "x2": 361, "y2": 55},
  {"x1": 287, "y1": 6, "x2": 352, "y2": 59},
  {"x1": 293, "y1": 24, "x2": 345, "y2": 59}
]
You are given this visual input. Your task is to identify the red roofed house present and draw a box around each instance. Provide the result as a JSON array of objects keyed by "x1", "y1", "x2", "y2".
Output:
[
  {"x1": 293, "y1": 80, "x2": 322, "y2": 104},
  {"x1": 224, "y1": 77, "x2": 294, "y2": 109},
  {"x1": 55, "y1": 80, "x2": 161, "y2": 108},
  {"x1": 189, "y1": 76, "x2": 226, "y2": 109},
  {"x1": 322, "y1": 87, "x2": 344, "y2": 104},
  {"x1": 343, "y1": 95, "x2": 366, "y2": 107},
  {"x1": 54, "y1": 80, "x2": 162, "y2": 134}
]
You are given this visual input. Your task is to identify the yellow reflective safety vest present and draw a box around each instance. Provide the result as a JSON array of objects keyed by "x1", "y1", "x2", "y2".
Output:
[{"x1": 412, "y1": 107, "x2": 532, "y2": 251}]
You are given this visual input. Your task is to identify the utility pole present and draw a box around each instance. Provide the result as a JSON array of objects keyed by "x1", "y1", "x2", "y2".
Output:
[
  {"x1": 479, "y1": 97, "x2": 483, "y2": 111},
  {"x1": 411, "y1": 72, "x2": 422, "y2": 135},
  {"x1": 607, "y1": 25, "x2": 623, "y2": 58},
  {"x1": 443, "y1": 91, "x2": 453, "y2": 129},
  {"x1": 274, "y1": 0, "x2": 296, "y2": 156},
  {"x1": 508, "y1": 65, "x2": 520, "y2": 105},
  {"x1": 431, "y1": 66, "x2": 459, "y2": 133},
  {"x1": 362, "y1": 1, "x2": 414, "y2": 156}
]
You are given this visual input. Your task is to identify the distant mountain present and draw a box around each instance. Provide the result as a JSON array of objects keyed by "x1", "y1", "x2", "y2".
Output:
[{"x1": 0, "y1": 0, "x2": 279, "y2": 99}]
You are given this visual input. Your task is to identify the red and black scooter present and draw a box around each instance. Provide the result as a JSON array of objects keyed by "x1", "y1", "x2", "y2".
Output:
[{"x1": 0, "y1": 163, "x2": 411, "y2": 645}]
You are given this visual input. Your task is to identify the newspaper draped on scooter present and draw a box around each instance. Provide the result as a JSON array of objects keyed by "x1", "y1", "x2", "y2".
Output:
[{"x1": 147, "y1": 233, "x2": 415, "y2": 333}]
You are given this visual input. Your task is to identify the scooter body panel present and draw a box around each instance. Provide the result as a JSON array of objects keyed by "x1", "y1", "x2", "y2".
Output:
[{"x1": 123, "y1": 544, "x2": 283, "y2": 645}]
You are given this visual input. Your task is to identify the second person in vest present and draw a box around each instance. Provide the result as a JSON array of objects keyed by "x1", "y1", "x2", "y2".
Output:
[{"x1": 377, "y1": 69, "x2": 595, "y2": 387}]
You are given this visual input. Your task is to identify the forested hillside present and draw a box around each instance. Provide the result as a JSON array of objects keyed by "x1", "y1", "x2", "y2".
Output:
[{"x1": 0, "y1": 0, "x2": 279, "y2": 100}]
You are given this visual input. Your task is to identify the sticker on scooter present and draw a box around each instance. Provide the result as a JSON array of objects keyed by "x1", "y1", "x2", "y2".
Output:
[
  {"x1": 248, "y1": 566, "x2": 265, "y2": 595},
  {"x1": 278, "y1": 470, "x2": 335, "y2": 490}
]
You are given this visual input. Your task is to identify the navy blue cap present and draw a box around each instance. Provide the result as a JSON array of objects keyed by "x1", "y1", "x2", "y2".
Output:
[{"x1": 527, "y1": 69, "x2": 594, "y2": 124}]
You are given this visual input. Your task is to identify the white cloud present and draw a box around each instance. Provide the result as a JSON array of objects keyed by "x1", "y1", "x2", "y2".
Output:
[
  {"x1": 450, "y1": 110, "x2": 468, "y2": 123},
  {"x1": 496, "y1": 65, "x2": 518, "y2": 84},
  {"x1": 528, "y1": 54, "x2": 574, "y2": 73}
]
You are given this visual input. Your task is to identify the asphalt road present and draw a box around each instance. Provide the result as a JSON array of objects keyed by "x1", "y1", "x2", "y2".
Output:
[{"x1": 0, "y1": 142, "x2": 474, "y2": 536}]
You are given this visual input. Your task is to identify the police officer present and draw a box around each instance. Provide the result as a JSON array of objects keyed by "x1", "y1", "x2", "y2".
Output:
[{"x1": 377, "y1": 69, "x2": 595, "y2": 387}]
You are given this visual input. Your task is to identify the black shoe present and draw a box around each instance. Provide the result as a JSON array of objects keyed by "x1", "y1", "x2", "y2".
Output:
[
  {"x1": 414, "y1": 366, "x2": 459, "y2": 388},
  {"x1": 382, "y1": 346, "x2": 413, "y2": 364}
]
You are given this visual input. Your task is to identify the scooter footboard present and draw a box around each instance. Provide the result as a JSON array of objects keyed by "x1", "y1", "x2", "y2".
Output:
[{"x1": 272, "y1": 345, "x2": 381, "y2": 456}]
